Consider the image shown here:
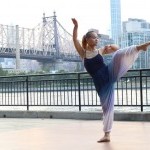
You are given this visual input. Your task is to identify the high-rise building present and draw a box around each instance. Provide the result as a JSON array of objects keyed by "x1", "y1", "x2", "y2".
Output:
[
  {"x1": 121, "y1": 18, "x2": 150, "y2": 69},
  {"x1": 110, "y1": 0, "x2": 121, "y2": 45},
  {"x1": 123, "y1": 18, "x2": 150, "y2": 33}
]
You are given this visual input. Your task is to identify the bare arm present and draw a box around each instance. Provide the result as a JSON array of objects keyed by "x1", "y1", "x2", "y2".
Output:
[
  {"x1": 71, "y1": 18, "x2": 85, "y2": 58},
  {"x1": 102, "y1": 44, "x2": 120, "y2": 55}
]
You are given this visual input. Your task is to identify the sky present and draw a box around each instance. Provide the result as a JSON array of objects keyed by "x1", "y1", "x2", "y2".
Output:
[{"x1": 0, "y1": 0, "x2": 150, "y2": 39}]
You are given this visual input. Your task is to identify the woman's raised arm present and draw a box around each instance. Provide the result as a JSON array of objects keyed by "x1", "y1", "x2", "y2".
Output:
[{"x1": 72, "y1": 18, "x2": 85, "y2": 58}]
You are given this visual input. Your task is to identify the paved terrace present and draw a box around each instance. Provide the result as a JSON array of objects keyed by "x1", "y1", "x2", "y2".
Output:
[{"x1": 0, "y1": 118, "x2": 150, "y2": 150}]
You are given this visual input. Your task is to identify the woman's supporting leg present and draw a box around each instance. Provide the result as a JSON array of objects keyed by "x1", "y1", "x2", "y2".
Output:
[
  {"x1": 98, "y1": 84, "x2": 114, "y2": 142},
  {"x1": 101, "y1": 84, "x2": 115, "y2": 132}
]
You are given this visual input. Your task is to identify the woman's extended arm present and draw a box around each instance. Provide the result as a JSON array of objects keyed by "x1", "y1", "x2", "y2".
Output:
[
  {"x1": 102, "y1": 44, "x2": 120, "y2": 55},
  {"x1": 72, "y1": 18, "x2": 85, "y2": 58}
]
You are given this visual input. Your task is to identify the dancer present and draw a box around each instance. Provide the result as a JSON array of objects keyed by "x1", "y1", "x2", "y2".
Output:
[{"x1": 71, "y1": 18, "x2": 150, "y2": 142}]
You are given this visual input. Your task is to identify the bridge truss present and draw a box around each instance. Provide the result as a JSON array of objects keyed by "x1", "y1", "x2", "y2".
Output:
[{"x1": 0, "y1": 12, "x2": 80, "y2": 66}]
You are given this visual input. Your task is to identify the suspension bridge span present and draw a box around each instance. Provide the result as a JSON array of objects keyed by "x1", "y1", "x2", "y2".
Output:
[{"x1": 0, "y1": 12, "x2": 81, "y2": 69}]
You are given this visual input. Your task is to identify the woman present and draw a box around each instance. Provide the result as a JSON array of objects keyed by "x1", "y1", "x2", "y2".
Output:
[{"x1": 71, "y1": 18, "x2": 150, "y2": 143}]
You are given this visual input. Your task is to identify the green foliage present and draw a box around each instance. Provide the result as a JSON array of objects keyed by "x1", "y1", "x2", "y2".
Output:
[{"x1": 0, "y1": 67, "x2": 9, "y2": 76}]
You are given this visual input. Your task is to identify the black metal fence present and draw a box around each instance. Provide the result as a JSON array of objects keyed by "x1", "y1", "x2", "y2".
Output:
[{"x1": 0, "y1": 69, "x2": 150, "y2": 112}]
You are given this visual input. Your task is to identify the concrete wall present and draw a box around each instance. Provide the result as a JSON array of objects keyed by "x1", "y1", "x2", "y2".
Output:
[{"x1": 0, "y1": 111, "x2": 150, "y2": 121}]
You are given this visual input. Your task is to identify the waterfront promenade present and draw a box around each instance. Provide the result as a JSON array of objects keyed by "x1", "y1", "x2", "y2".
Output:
[{"x1": 0, "y1": 118, "x2": 150, "y2": 150}]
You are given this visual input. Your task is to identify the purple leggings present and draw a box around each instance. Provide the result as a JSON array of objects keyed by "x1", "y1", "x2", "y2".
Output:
[{"x1": 100, "y1": 45, "x2": 139, "y2": 132}]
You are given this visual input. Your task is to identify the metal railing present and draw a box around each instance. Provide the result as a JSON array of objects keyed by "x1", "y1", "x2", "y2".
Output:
[{"x1": 0, "y1": 69, "x2": 150, "y2": 112}]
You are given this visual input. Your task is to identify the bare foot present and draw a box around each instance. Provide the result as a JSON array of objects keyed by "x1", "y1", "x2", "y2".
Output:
[
  {"x1": 97, "y1": 135, "x2": 110, "y2": 143},
  {"x1": 137, "y1": 42, "x2": 150, "y2": 51}
]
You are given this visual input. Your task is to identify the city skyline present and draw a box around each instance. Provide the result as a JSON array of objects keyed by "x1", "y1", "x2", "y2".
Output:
[
  {"x1": 0, "y1": 0, "x2": 150, "y2": 39},
  {"x1": 0, "y1": 0, "x2": 149, "y2": 71}
]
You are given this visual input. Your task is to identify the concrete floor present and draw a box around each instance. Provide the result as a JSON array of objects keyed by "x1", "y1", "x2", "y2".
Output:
[{"x1": 0, "y1": 118, "x2": 150, "y2": 150}]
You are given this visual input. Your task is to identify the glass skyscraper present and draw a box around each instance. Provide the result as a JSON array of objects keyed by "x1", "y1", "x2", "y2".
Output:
[{"x1": 110, "y1": 0, "x2": 121, "y2": 45}]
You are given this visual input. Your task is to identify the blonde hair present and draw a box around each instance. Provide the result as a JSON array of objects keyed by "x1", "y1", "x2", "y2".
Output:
[{"x1": 81, "y1": 31, "x2": 95, "y2": 49}]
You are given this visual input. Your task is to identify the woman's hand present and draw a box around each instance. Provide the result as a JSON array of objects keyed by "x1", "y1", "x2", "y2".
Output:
[
  {"x1": 71, "y1": 18, "x2": 78, "y2": 27},
  {"x1": 102, "y1": 44, "x2": 119, "y2": 55},
  {"x1": 102, "y1": 45, "x2": 112, "y2": 54}
]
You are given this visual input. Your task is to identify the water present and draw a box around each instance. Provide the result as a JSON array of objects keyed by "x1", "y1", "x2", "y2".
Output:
[{"x1": 0, "y1": 89, "x2": 149, "y2": 112}]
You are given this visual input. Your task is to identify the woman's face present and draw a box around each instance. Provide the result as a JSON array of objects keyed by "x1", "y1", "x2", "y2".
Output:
[{"x1": 86, "y1": 32, "x2": 99, "y2": 47}]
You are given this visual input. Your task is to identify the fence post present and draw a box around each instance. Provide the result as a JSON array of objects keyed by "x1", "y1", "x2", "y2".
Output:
[
  {"x1": 139, "y1": 70, "x2": 143, "y2": 112},
  {"x1": 78, "y1": 73, "x2": 81, "y2": 111},
  {"x1": 26, "y1": 76, "x2": 29, "y2": 111}
]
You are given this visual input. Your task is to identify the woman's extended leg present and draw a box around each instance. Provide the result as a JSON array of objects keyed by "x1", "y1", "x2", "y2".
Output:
[
  {"x1": 109, "y1": 42, "x2": 150, "y2": 81},
  {"x1": 108, "y1": 45, "x2": 140, "y2": 82}
]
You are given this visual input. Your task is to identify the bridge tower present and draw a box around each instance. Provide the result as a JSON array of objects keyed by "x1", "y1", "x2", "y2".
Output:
[
  {"x1": 53, "y1": 11, "x2": 59, "y2": 58},
  {"x1": 42, "y1": 12, "x2": 60, "y2": 58},
  {"x1": 15, "y1": 25, "x2": 20, "y2": 70}
]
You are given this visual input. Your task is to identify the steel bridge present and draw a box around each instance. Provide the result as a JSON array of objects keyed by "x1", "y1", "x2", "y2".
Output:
[{"x1": 0, "y1": 12, "x2": 81, "y2": 69}]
